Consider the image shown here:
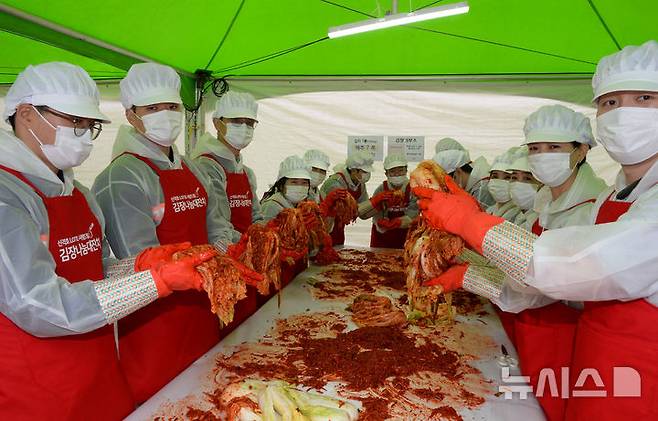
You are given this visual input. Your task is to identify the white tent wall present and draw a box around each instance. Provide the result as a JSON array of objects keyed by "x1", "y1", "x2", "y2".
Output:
[{"x1": 1, "y1": 86, "x2": 619, "y2": 247}]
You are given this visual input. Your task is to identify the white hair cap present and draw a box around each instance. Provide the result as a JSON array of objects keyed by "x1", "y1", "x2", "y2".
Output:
[
  {"x1": 346, "y1": 150, "x2": 374, "y2": 172},
  {"x1": 383, "y1": 153, "x2": 408, "y2": 170},
  {"x1": 213, "y1": 91, "x2": 258, "y2": 120},
  {"x1": 304, "y1": 149, "x2": 331, "y2": 171},
  {"x1": 434, "y1": 137, "x2": 466, "y2": 154},
  {"x1": 593, "y1": 40, "x2": 658, "y2": 101},
  {"x1": 523, "y1": 104, "x2": 595, "y2": 146},
  {"x1": 119, "y1": 63, "x2": 181, "y2": 109},
  {"x1": 277, "y1": 155, "x2": 311, "y2": 181},
  {"x1": 4, "y1": 62, "x2": 109, "y2": 123}
]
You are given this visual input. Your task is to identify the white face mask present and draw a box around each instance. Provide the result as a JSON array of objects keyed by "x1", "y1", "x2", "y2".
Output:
[
  {"x1": 596, "y1": 107, "x2": 658, "y2": 165},
  {"x1": 487, "y1": 178, "x2": 511, "y2": 203},
  {"x1": 510, "y1": 181, "x2": 538, "y2": 210},
  {"x1": 360, "y1": 171, "x2": 371, "y2": 184},
  {"x1": 310, "y1": 172, "x2": 326, "y2": 188},
  {"x1": 224, "y1": 123, "x2": 254, "y2": 150},
  {"x1": 284, "y1": 185, "x2": 308, "y2": 204},
  {"x1": 387, "y1": 175, "x2": 407, "y2": 187},
  {"x1": 528, "y1": 152, "x2": 574, "y2": 187},
  {"x1": 29, "y1": 108, "x2": 93, "y2": 170},
  {"x1": 139, "y1": 110, "x2": 182, "y2": 147}
]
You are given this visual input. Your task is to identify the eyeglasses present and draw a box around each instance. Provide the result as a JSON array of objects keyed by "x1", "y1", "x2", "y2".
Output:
[{"x1": 40, "y1": 107, "x2": 103, "y2": 140}]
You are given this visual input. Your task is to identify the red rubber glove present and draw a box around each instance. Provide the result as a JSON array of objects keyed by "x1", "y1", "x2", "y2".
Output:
[
  {"x1": 414, "y1": 176, "x2": 503, "y2": 254},
  {"x1": 150, "y1": 249, "x2": 218, "y2": 297},
  {"x1": 134, "y1": 242, "x2": 192, "y2": 271},
  {"x1": 370, "y1": 190, "x2": 395, "y2": 210},
  {"x1": 377, "y1": 217, "x2": 402, "y2": 231},
  {"x1": 319, "y1": 189, "x2": 349, "y2": 217},
  {"x1": 423, "y1": 263, "x2": 468, "y2": 293}
]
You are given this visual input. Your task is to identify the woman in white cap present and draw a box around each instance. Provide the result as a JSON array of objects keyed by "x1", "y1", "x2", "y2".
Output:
[
  {"x1": 92, "y1": 63, "x2": 236, "y2": 403},
  {"x1": 303, "y1": 149, "x2": 331, "y2": 202},
  {"x1": 434, "y1": 137, "x2": 495, "y2": 208},
  {"x1": 370, "y1": 154, "x2": 419, "y2": 249},
  {"x1": 261, "y1": 155, "x2": 312, "y2": 221},
  {"x1": 485, "y1": 148, "x2": 522, "y2": 221},
  {"x1": 0, "y1": 62, "x2": 215, "y2": 420},
  {"x1": 524, "y1": 104, "x2": 607, "y2": 235},
  {"x1": 413, "y1": 40, "x2": 658, "y2": 420},
  {"x1": 320, "y1": 150, "x2": 388, "y2": 246},
  {"x1": 508, "y1": 156, "x2": 541, "y2": 229},
  {"x1": 191, "y1": 91, "x2": 263, "y2": 234}
]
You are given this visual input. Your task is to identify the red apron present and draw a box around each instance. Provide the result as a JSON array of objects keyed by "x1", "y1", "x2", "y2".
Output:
[
  {"x1": 117, "y1": 153, "x2": 222, "y2": 403},
  {"x1": 329, "y1": 173, "x2": 363, "y2": 246},
  {"x1": 566, "y1": 193, "x2": 658, "y2": 420},
  {"x1": 370, "y1": 182, "x2": 410, "y2": 249},
  {"x1": 517, "y1": 199, "x2": 596, "y2": 420},
  {"x1": 202, "y1": 154, "x2": 253, "y2": 234},
  {"x1": 0, "y1": 166, "x2": 133, "y2": 421}
]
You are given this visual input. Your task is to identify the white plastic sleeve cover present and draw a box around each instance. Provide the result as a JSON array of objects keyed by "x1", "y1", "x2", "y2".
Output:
[
  {"x1": 104, "y1": 256, "x2": 136, "y2": 279},
  {"x1": 481, "y1": 221, "x2": 537, "y2": 288},
  {"x1": 94, "y1": 270, "x2": 159, "y2": 324},
  {"x1": 463, "y1": 264, "x2": 506, "y2": 302}
]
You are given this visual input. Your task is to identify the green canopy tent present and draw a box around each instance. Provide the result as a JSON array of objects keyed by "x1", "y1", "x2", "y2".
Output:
[{"x1": 1, "y1": 0, "x2": 657, "y2": 144}]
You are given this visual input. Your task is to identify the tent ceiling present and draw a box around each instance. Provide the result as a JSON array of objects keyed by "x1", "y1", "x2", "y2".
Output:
[{"x1": 1, "y1": 1, "x2": 657, "y2": 102}]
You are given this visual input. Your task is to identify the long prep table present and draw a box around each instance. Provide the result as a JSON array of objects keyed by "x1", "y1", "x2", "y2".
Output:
[{"x1": 126, "y1": 247, "x2": 545, "y2": 421}]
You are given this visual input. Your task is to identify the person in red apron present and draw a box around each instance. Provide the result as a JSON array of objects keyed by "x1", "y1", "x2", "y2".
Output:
[
  {"x1": 92, "y1": 63, "x2": 239, "y2": 403},
  {"x1": 370, "y1": 154, "x2": 418, "y2": 249},
  {"x1": 414, "y1": 40, "x2": 658, "y2": 421},
  {"x1": 191, "y1": 90, "x2": 263, "y2": 235},
  {"x1": 0, "y1": 62, "x2": 214, "y2": 420},
  {"x1": 259, "y1": 155, "x2": 313, "y2": 290},
  {"x1": 510, "y1": 104, "x2": 607, "y2": 420},
  {"x1": 319, "y1": 150, "x2": 382, "y2": 246},
  {"x1": 304, "y1": 149, "x2": 331, "y2": 203}
]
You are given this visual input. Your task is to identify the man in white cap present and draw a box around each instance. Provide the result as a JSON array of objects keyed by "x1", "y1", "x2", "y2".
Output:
[
  {"x1": 369, "y1": 154, "x2": 419, "y2": 249},
  {"x1": 92, "y1": 62, "x2": 236, "y2": 403},
  {"x1": 0, "y1": 62, "x2": 215, "y2": 420},
  {"x1": 320, "y1": 150, "x2": 390, "y2": 245},
  {"x1": 261, "y1": 155, "x2": 312, "y2": 221},
  {"x1": 303, "y1": 149, "x2": 331, "y2": 202},
  {"x1": 191, "y1": 91, "x2": 263, "y2": 235},
  {"x1": 434, "y1": 137, "x2": 495, "y2": 208},
  {"x1": 413, "y1": 40, "x2": 658, "y2": 420}
]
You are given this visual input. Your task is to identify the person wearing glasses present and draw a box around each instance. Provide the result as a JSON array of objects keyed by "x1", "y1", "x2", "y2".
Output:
[
  {"x1": 0, "y1": 62, "x2": 215, "y2": 419},
  {"x1": 190, "y1": 91, "x2": 264, "y2": 235},
  {"x1": 91, "y1": 63, "x2": 237, "y2": 403}
]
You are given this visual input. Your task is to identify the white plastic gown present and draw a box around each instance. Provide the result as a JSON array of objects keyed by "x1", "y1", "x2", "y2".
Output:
[
  {"x1": 532, "y1": 162, "x2": 607, "y2": 230},
  {"x1": 487, "y1": 200, "x2": 521, "y2": 222},
  {"x1": 0, "y1": 130, "x2": 156, "y2": 337},
  {"x1": 92, "y1": 126, "x2": 238, "y2": 258},
  {"x1": 370, "y1": 179, "x2": 419, "y2": 233},
  {"x1": 466, "y1": 156, "x2": 495, "y2": 209},
  {"x1": 519, "y1": 160, "x2": 658, "y2": 307},
  {"x1": 260, "y1": 191, "x2": 293, "y2": 222},
  {"x1": 514, "y1": 209, "x2": 539, "y2": 231},
  {"x1": 190, "y1": 132, "x2": 263, "y2": 237}
]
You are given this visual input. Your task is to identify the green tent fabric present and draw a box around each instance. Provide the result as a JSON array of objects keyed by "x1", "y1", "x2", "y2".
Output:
[{"x1": 1, "y1": 0, "x2": 657, "y2": 105}]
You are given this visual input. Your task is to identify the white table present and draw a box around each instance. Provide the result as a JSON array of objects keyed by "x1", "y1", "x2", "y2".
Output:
[{"x1": 126, "y1": 248, "x2": 545, "y2": 421}]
